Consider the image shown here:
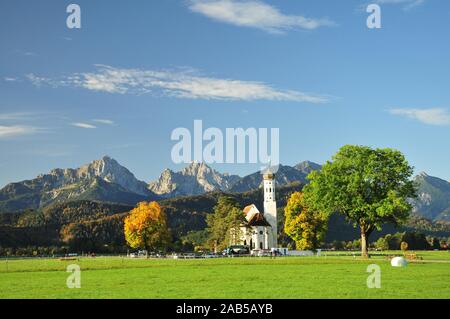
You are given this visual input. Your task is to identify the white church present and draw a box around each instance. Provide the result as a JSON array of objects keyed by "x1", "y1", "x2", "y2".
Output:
[{"x1": 238, "y1": 171, "x2": 278, "y2": 251}]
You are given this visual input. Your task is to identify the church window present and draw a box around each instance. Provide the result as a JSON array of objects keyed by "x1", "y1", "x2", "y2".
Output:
[
  {"x1": 259, "y1": 231, "x2": 263, "y2": 235},
  {"x1": 260, "y1": 242, "x2": 263, "y2": 249}
]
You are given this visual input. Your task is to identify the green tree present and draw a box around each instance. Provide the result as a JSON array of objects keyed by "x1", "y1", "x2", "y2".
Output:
[
  {"x1": 345, "y1": 241, "x2": 354, "y2": 250},
  {"x1": 331, "y1": 240, "x2": 345, "y2": 250},
  {"x1": 227, "y1": 207, "x2": 247, "y2": 246},
  {"x1": 181, "y1": 230, "x2": 209, "y2": 251},
  {"x1": 375, "y1": 237, "x2": 389, "y2": 251},
  {"x1": 206, "y1": 196, "x2": 243, "y2": 252},
  {"x1": 303, "y1": 145, "x2": 417, "y2": 258},
  {"x1": 431, "y1": 237, "x2": 441, "y2": 250},
  {"x1": 284, "y1": 192, "x2": 328, "y2": 250},
  {"x1": 352, "y1": 239, "x2": 361, "y2": 250}
]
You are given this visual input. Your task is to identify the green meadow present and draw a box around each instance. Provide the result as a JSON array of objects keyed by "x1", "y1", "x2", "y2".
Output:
[{"x1": 0, "y1": 252, "x2": 449, "y2": 299}]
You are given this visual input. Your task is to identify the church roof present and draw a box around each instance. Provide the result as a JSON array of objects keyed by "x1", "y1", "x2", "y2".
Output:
[
  {"x1": 241, "y1": 204, "x2": 271, "y2": 227},
  {"x1": 247, "y1": 212, "x2": 271, "y2": 227},
  {"x1": 243, "y1": 204, "x2": 256, "y2": 215}
]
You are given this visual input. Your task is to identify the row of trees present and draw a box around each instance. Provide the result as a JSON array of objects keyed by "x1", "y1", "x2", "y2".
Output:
[
  {"x1": 325, "y1": 233, "x2": 449, "y2": 251},
  {"x1": 375, "y1": 232, "x2": 448, "y2": 251},
  {"x1": 0, "y1": 197, "x2": 247, "y2": 255},
  {"x1": 0, "y1": 246, "x2": 71, "y2": 257},
  {"x1": 60, "y1": 213, "x2": 128, "y2": 253}
]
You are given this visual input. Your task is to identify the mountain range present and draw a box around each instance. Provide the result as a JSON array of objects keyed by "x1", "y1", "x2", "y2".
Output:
[
  {"x1": 1, "y1": 156, "x2": 449, "y2": 222},
  {"x1": 0, "y1": 156, "x2": 155, "y2": 212}
]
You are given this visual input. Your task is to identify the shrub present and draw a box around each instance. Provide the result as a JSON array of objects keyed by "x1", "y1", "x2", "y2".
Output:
[
  {"x1": 400, "y1": 241, "x2": 409, "y2": 252},
  {"x1": 375, "y1": 237, "x2": 389, "y2": 251},
  {"x1": 351, "y1": 239, "x2": 361, "y2": 250}
]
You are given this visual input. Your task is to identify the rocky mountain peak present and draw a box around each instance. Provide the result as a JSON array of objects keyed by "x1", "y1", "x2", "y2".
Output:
[
  {"x1": 181, "y1": 161, "x2": 211, "y2": 175},
  {"x1": 294, "y1": 161, "x2": 322, "y2": 174},
  {"x1": 418, "y1": 171, "x2": 430, "y2": 178},
  {"x1": 79, "y1": 156, "x2": 150, "y2": 196},
  {"x1": 411, "y1": 173, "x2": 450, "y2": 222},
  {"x1": 148, "y1": 162, "x2": 240, "y2": 197}
]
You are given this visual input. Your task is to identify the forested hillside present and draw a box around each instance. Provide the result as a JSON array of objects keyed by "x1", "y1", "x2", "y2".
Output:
[{"x1": 1, "y1": 182, "x2": 449, "y2": 254}]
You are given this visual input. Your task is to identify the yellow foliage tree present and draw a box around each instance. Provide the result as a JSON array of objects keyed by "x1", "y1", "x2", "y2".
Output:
[
  {"x1": 284, "y1": 192, "x2": 328, "y2": 251},
  {"x1": 124, "y1": 201, "x2": 170, "y2": 253}
]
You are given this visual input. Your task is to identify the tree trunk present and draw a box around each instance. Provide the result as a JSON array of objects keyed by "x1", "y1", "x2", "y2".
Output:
[{"x1": 360, "y1": 227, "x2": 369, "y2": 258}]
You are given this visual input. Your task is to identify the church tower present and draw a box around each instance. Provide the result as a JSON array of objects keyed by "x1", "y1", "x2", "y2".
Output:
[{"x1": 263, "y1": 171, "x2": 277, "y2": 248}]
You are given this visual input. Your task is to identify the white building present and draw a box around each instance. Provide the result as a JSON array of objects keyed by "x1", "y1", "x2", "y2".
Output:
[{"x1": 239, "y1": 172, "x2": 278, "y2": 251}]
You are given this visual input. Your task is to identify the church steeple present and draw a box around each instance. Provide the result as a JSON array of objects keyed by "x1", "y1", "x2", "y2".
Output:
[
  {"x1": 263, "y1": 171, "x2": 277, "y2": 248},
  {"x1": 263, "y1": 172, "x2": 275, "y2": 203}
]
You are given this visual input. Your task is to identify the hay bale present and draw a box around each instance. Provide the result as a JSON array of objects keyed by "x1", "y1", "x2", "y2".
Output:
[{"x1": 391, "y1": 256, "x2": 408, "y2": 267}]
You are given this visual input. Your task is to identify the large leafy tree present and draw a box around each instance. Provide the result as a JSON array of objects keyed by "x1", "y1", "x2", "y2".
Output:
[
  {"x1": 284, "y1": 192, "x2": 328, "y2": 251},
  {"x1": 124, "y1": 201, "x2": 171, "y2": 253},
  {"x1": 206, "y1": 196, "x2": 245, "y2": 252},
  {"x1": 303, "y1": 145, "x2": 417, "y2": 258}
]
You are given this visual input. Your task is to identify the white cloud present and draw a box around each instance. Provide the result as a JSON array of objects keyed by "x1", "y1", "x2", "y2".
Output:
[
  {"x1": 3, "y1": 77, "x2": 18, "y2": 82},
  {"x1": 26, "y1": 65, "x2": 329, "y2": 103},
  {"x1": 188, "y1": 0, "x2": 335, "y2": 33},
  {"x1": 14, "y1": 50, "x2": 37, "y2": 57},
  {"x1": 0, "y1": 112, "x2": 35, "y2": 121},
  {"x1": 71, "y1": 122, "x2": 97, "y2": 129},
  {"x1": 375, "y1": 0, "x2": 425, "y2": 10},
  {"x1": 389, "y1": 108, "x2": 450, "y2": 126},
  {"x1": 0, "y1": 125, "x2": 39, "y2": 138},
  {"x1": 93, "y1": 119, "x2": 114, "y2": 125},
  {"x1": 26, "y1": 74, "x2": 52, "y2": 87}
]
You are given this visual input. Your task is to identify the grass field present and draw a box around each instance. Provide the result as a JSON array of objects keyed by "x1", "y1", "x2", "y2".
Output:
[{"x1": 0, "y1": 251, "x2": 449, "y2": 299}]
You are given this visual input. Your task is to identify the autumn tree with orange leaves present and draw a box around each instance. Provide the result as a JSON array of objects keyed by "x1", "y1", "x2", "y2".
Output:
[{"x1": 124, "y1": 201, "x2": 171, "y2": 253}]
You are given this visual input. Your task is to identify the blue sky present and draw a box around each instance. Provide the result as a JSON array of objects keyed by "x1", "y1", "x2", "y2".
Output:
[{"x1": 1, "y1": 0, "x2": 449, "y2": 187}]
